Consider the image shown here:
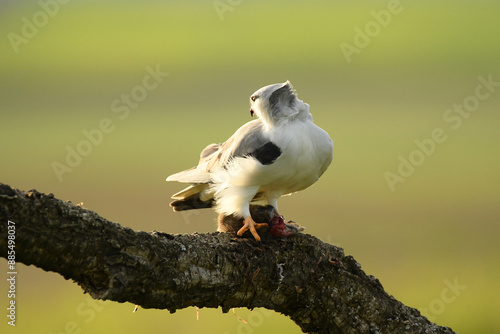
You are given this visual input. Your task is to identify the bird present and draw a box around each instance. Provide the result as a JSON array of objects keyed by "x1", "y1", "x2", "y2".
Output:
[{"x1": 166, "y1": 81, "x2": 333, "y2": 241}]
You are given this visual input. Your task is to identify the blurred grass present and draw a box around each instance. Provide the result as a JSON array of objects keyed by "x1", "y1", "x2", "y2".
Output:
[{"x1": 1, "y1": 1, "x2": 500, "y2": 333}]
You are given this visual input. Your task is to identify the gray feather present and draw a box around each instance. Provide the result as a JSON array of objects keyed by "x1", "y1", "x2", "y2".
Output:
[
  {"x1": 166, "y1": 120, "x2": 270, "y2": 183},
  {"x1": 269, "y1": 81, "x2": 297, "y2": 118},
  {"x1": 206, "y1": 120, "x2": 269, "y2": 171}
]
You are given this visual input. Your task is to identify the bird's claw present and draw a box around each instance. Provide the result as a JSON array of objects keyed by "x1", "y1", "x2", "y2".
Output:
[{"x1": 237, "y1": 216, "x2": 268, "y2": 241}]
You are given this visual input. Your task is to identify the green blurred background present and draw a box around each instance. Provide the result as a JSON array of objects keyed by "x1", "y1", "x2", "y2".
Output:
[{"x1": 1, "y1": 0, "x2": 499, "y2": 333}]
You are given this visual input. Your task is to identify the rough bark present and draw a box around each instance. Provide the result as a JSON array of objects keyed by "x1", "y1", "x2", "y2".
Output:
[{"x1": 0, "y1": 183, "x2": 456, "y2": 334}]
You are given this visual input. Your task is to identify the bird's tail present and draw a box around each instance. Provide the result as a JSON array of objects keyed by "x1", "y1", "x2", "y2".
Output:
[
  {"x1": 170, "y1": 194, "x2": 214, "y2": 211},
  {"x1": 169, "y1": 184, "x2": 214, "y2": 211}
]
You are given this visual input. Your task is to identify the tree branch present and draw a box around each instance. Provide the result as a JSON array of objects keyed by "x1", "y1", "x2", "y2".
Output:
[{"x1": 0, "y1": 183, "x2": 455, "y2": 334}]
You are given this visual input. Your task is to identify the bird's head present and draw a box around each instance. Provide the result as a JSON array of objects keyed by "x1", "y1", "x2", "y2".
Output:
[{"x1": 249, "y1": 81, "x2": 310, "y2": 127}]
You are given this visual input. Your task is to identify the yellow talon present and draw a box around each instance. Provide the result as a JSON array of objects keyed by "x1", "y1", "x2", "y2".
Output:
[{"x1": 237, "y1": 216, "x2": 267, "y2": 241}]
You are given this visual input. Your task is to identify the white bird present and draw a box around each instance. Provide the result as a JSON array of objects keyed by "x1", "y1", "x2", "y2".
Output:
[{"x1": 166, "y1": 81, "x2": 333, "y2": 241}]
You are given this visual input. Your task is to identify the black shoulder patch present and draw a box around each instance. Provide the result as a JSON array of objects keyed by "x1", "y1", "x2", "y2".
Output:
[{"x1": 249, "y1": 142, "x2": 282, "y2": 165}]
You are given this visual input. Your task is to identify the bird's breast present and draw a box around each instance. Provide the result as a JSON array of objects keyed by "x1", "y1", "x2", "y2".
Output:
[{"x1": 262, "y1": 120, "x2": 333, "y2": 194}]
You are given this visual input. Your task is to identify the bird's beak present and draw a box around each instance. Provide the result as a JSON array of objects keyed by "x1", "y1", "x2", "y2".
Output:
[{"x1": 250, "y1": 108, "x2": 255, "y2": 117}]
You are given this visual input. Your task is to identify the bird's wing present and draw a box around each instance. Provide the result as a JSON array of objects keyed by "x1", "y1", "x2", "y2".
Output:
[
  {"x1": 166, "y1": 166, "x2": 212, "y2": 183},
  {"x1": 166, "y1": 143, "x2": 221, "y2": 183},
  {"x1": 205, "y1": 119, "x2": 271, "y2": 171},
  {"x1": 166, "y1": 119, "x2": 275, "y2": 184}
]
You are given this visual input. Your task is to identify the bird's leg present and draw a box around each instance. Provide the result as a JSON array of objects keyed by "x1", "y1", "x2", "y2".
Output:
[{"x1": 237, "y1": 216, "x2": 268, "y2": 241}]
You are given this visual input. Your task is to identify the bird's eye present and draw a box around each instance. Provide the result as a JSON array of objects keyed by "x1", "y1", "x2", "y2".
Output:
[{"x1": 251, "y1": 95, "x2": 258, "y2": 102}]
